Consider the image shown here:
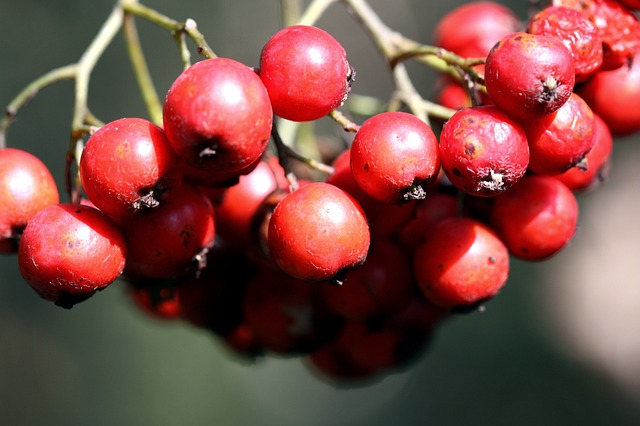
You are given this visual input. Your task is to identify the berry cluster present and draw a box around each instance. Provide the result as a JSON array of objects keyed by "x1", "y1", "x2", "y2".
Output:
[{"x1": 1, "y1": 0, "x2": 639, "y2": 384}]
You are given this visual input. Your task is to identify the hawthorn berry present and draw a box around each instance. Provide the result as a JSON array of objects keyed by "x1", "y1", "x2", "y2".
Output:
[
  {"x1": 267, "y1": 182, "x2": 370, "y2": 283},
  {"x1": 163, "y1": 57, "x2": 273, "y2": 175},
  {"x1": 0, "y1": 148, "x2": 59, "y2": 253},
  {"x1": 413, "y1": 217, "x2": 509, "y2": 310},
  {"x1": 557, "y1": 0, "x2": 640, "y2": 70},
  {"x1": 439, "y1": 105, "x2": 529, "y2": 196},
  {"x1": 555, "y1": 113, "x2": 613, "y2": 192},
  {"x1": 490, "y1": 175, "x2": 579, "y2": 261},
  {"x1": 524, "y1": 92, "x2": 596, "y2": 175},
  {"x1": 326, "y1": 148, "x2": 418, "y2": 239},
  {"x1": 484, "y1": 32, "x2": 576, "y2": 121},
  {"x1": 80, "y1": 117, "x2": 183, "y2": 219},
  {"x1": 433, "y1": 1, "x2": 520, "y2": 62},
  {"x1": 578, "y1": 50, "x2": 640, "y2": 136},
  {"x1": 120, "y1": 183, "x2": 215, "y2": 280},
  {"x1": 527, "y1": 5, "x2": 604, "y2": 83},
  {"x1": 18, "y1": 204, "x2": 127, "y2": 309},
  {"x1": 320, "y1": 238, "x2": 414, "y2": 321},
  {"x1": 258, "y1": 25, "x2": 353, "y2": 122},
  {"x1": 349, "y1": 112, "x2": 440, "y2": 204}
]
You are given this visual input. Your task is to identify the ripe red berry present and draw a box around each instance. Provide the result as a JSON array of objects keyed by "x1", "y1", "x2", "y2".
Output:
[
  {"x1": 433, "y1": 1, "x2": 520, "y2": 61},
  {"x1": 490, "y1": 175, "x2": 579, "y2": 261},
  {"x1": 120, "y1": 183, "x2": 216, "y2": 280},
  {"x1": 0, "y1": 148, "x2": 59, "y2": 253},
  {"x1": 554, "y1": 113, "x2": 613, "y2": 192},
  {"x1": 18, "y1": 204, "x2": 127, "y2": 308},
  {"x1": 320, "y1": 238, "x2": 414, "y2": 321},
  {"x1": 413, "y1": 217, "x2": 509, "y2": 310},
  {"x1": 527, "y1": 6, "x2": 604, "y2": 82},
  {"x1": 258, "y1": 25, "x2": 353, "y2": 122},
  {"x1": 326, "y1": 148, "x2": 418, "y2": 239},
  {"x1": 214, "y1": 159, "x2": 280, "y2": 250},
  {"x1": 267, "y1": 182, "x2": 370, "y2": 282},
  {"x1": 484, "y1": 32, "x2": 576, "y2": 121},
  {"x1": 578, "y1": 50, "x2": 640, "y2": 136},
  {"x1": 163, "y1": 57, "x2": 273, "y2": 174},
  {"x1": 350, "y1": 112, "x2": 440, "y2": 204},
  {"x1": 439, "y1": 105, "x2": 529, "y2": 196},
  {"x1": 524, "y1": 92, "x2": 596, "y2": 175},
  {"x1": 557, "y1": 0, "x2": 640, "y2": 70},
  {"x1": 242, "y1": 266, "x2": 335, "y2": 354},
  {"x1": 80, "y1": 117, "x2": 182, "y2": 219}
]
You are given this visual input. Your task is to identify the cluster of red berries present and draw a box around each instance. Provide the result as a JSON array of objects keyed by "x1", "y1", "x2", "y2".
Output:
[{"x1": 2, "y1": 0, "x2": 640, "y2": 383}]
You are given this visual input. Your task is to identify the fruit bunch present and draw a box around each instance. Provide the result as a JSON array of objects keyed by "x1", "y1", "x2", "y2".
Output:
[{"x1": 1, "y1": 0, "x2": 639, "y2": 384}]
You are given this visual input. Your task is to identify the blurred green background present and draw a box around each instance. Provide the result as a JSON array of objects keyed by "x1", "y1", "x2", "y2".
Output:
[{"x1": 2, "y1": 0, "x2": 640, "y2": 425}]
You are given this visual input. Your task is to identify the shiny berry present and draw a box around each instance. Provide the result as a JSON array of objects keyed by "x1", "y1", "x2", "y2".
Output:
[
  {"x1": 258, "y1": 25, "x2": 353, "y2": 122},
  {"x1": 18, "y1": 204, "x2": 127, "y2": 308}
]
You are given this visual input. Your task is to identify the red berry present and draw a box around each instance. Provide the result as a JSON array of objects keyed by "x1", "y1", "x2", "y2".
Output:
[
  {"x1": 439, "y1": 105, "x2": 529, "y2": 196},
  {"x1": 242, "y1": 266, "x2": 336, "y2": 354},
  {"x1": 485, "y1": 32, "x2": 576, "y2": 121},
  {"x1": 350, "y1": 112, "x2": 440, "y2": 204},
  {"x1": 80, "y1": 117, "x2": 182, "y2": 219},
  {"x1": 320, "y1": 238, "x2": 414, "y2": 321},
  {"x1": 326, "y1": 148, "x2": 418, "y2": 239},
  {"x1": 267, "y1": 182, "x2": 370, "y2": 282},
  {"x1": 397, "y1": 192, "x2": 459, "y2": 252},
  {"x1": 491, "y1": 175, "x2": 579, "y2": 261},
  {"x1": 557, "y1": 0, "x2": 640, "y2": 70},
  {"x1": 433, "y1": 1, "x2": 520, "y2": 61},
  {"x1": 163, "y1": 57, "x2": 273, "y2": 174},
  {"x1": 120, "y1": 183, "x2": 216, "y2": 280},
  {"x1": 524, "y1": 92, "x2": 596, "y2": 175},
  {"x1": 214, "y1": 159, "x2": 280, "y2": 250},
  {"x1": 0, "y1": 148, "x2": 59, "y2": 253},
  {"x1": 258, "y1": 25, "x2": 353, "y2": 122},
  {"x1": 18, "y1": 204, "x2": 127, "y2": 308},
  {"x1": 554, "y1": 113, "x2": 613, "y2": 191},
  {"x1": 413, "y1": 217, "x2": 509, "y2": 310},
  {"x1": 578, "y1": 50, "x2": 640, "y2": 136},
  {"x1": 527, "y1": 6, "x2": 604, "y2": 82}
]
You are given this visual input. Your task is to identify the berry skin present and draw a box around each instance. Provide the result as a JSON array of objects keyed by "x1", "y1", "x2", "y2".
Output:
[
  {"x1": 0, "y1": 148, "x2": 59, "y2": 253},
  {"x1": 578, "y1": 50, "x2": 640, "y2": 136},
  {"x1": 557, "y1": 0, "x2": 640, "y2": 70},
  {"x1": 484, "y1": 32, "x2": 576, "y2": 121},
  {"x1": 413, "y1": 217, "x2": 509, "y2": 310},
  {"x1": 491, "y1": 175, "x2": 579, "y2": 261},
  {"x1": 349, "y1": 112, "x2": 440, "y2": 204},
  {"x1": 527, "y1": 6, "x2": 603, "y2": 83},
  {"x1": 163, "y1": 57, "x2": 273, "y2": 174},
  {"x1": 214, "y1": 159, "x2": 280, "y2": 251},
  {"x1": 555, "y1": 113, "x2": 613, "y2": 192},
  {"x1": 433, "y1": 1, "x2": 520, "y2": 61},
  {"x1": 267, "y1": 182, "x2": 370, "y2": 283},
  {"x1": 320, "y1": 238, "x2": 414, "y2": 321},
  {"x1": 18, "y1": 204, "x2": 127, "y2": 309},
  {"x1": 524, "y1": 92, "x2": 596, "y2": 175},
  {"x1": 439, "y1": 105, "x2": 529, "y2": 196},
  {"x1": 258, "y1": 25, "x2": 353, "y2": 122},
  {"x1": 120, "y1": 183, "x2": 216, "y2": 280},
  {"x1": 80, "y1": 117, "x2": 183, "y2": 219}
]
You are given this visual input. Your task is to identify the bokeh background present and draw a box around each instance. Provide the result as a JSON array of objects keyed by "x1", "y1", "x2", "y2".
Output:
[{"x1": 2, "y1": 0, "x2": 640, "y2": 425}]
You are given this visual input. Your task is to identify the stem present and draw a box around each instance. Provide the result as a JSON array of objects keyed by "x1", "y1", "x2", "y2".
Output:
[
  {"x1": 123, "y1": 10, "x2": 163, "y2": 126},
  {"x1": 297, "y1": 0, "x2": 339, "y2": 26},
  {"x1": 122, "y1": 2, "x2": 216, "y2": 58},
  {"x1": 0, "y1": 65, "x2": 77, "y2": 149},
  {"x1": 329, "y1": 110, "x2": 360, "y2": 132},
  {"x1": 280, "y1": 0, "x2": 302, "y2": 27},
  {"x1": 271, "y1": 124, "x2": 300, "y2": 192}
]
